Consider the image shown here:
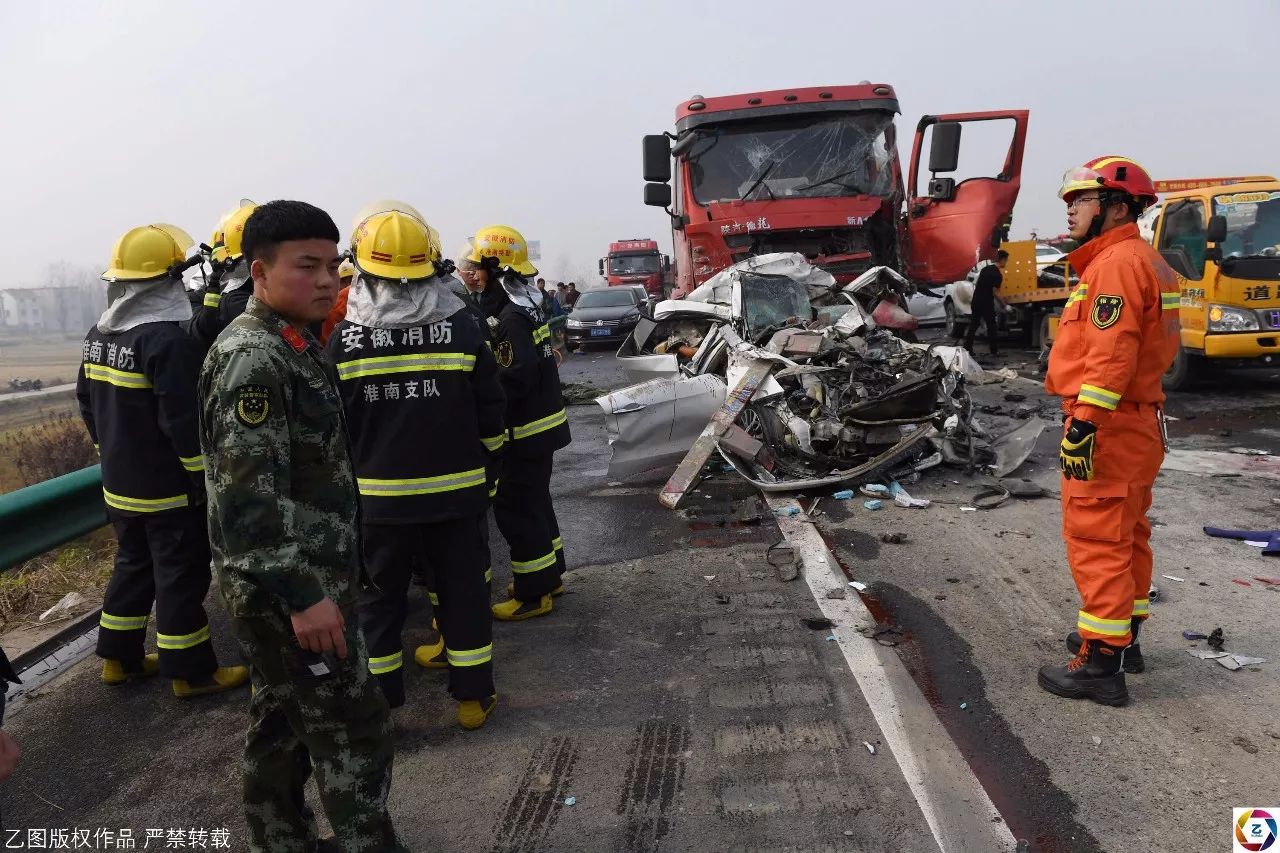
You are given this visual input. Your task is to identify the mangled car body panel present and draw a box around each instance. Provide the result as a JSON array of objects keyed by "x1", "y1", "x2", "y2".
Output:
[{"x1": 601, "y1": 254, "x2": 1002, "y2": 494}]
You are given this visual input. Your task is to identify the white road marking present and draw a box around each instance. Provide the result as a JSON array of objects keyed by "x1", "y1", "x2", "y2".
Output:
[{"x1": 767, "y1": 495, "x2": 1018, "y2": 853}]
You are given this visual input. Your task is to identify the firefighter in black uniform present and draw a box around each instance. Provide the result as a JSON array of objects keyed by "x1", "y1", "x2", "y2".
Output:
[
  {"x1": 328, "y1": 210, "x2": 506, "y2": 729},
  {"x1": 457, "y1": 225, "x2": 571, "y2": 622},
  {"x1": 77, "y1": 224, "x2": 248, "y2": 698},
  {"x1": 188, "y1": 201, "x2": 258, "y2": 348},
  {"x1": 186, "y1": 230, "x2": 231, "y2": 349}
]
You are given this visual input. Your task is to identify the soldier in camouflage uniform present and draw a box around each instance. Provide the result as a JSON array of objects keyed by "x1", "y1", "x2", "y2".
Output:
[{"x1": 199, "y1": 200, "x2": 405, "y2": 853}]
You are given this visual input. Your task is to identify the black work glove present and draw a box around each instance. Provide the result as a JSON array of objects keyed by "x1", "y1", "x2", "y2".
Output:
[
  {"x1": 206, "y1": 259, "x2": 227, "y2": 294},
  {"x1": 1059, "y1": 418, "x2": 1098, "y2": 481}
]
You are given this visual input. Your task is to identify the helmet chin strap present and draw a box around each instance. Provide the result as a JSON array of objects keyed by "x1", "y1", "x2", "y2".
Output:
[{"x1": 1082, "y1": 191, "x2": 1126, "y2": 242}]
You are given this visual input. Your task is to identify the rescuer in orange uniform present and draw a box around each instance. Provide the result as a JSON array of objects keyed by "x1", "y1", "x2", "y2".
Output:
[{"x1": 1039, "y1": 156, "x2": 1181, "y2": 707}]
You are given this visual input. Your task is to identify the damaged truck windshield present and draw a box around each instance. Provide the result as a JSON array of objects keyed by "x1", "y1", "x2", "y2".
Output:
[{"x1": 688, "y1": 112, "x2": 896, "y2": 204}]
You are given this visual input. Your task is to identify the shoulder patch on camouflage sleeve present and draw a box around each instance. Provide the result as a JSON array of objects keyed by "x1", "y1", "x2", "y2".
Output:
[
  {"x1": 235, "y1": 384, "x2": 271, "y2": 427},
  {"x1": 494, "y1": 340, "x2": 514, "y2": 368},
  {"x1": 1091, "y1": 295, "x2": 1124, "y2": 330}
]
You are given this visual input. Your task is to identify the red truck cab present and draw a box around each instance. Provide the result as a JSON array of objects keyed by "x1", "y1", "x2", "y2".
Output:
[
  {"x1": 641, "y1": 84, "x2": 1028, "y2": 295},
  {"x1": 599, "y1": 239, "x2": 670, "y2": 298}
]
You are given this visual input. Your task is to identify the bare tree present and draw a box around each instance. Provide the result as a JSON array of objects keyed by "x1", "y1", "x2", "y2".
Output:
[{"x1": 44, "y1": 262, "x2": 101, "y2": 333}]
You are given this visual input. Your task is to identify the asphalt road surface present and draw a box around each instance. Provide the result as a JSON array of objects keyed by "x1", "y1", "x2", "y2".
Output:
[{"x1": 5, "y1": 337, "x2": 1279, "y2": 852}]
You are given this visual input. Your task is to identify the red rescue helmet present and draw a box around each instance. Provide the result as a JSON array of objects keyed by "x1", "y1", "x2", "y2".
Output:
[{"x1": 1059, "y1": 156, "x2": 1157, "y2": 204}]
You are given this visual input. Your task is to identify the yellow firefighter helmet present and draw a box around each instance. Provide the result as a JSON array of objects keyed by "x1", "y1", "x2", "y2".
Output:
[
  {"x1": 465, "y1": 224, "x2": 537, "y2": 276},
  {"x1": 352, "y1": 210, "x2": 437, "y2": 282},
  {"x1": 103, "y1": 224, "x2": 195, "y2": 282}
]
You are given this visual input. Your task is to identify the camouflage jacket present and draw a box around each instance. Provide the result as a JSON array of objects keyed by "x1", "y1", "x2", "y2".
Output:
[{"x1": 199, "y1": 296, "x2": 361, "y2": 617}]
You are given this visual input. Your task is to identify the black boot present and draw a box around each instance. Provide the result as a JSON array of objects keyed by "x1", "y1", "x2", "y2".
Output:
[
  {"x1": 1038, "y1": 639, "x2": 1129, "y2": 706},
  {"x1": 1066, "y1": 617, "x2": 1145, "y2": 673}
]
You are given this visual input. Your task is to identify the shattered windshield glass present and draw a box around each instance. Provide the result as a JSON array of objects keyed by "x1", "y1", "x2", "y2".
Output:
[
  {"x1": 609, "y1": 254, "x2": 662, "y2": 275},
  {"x1": 686, "y1": 111, "x2": 896, "y2": 204},
  {"x1": 740, "y1": 273, "x2": 813, "y2": 337}
]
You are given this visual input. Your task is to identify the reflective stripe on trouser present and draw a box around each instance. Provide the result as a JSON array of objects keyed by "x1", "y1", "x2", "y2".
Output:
[
  {"x1": 493, "y1": 452, "x2": 562, "y2": 601},
  {"x1": 95, "y1": 506, "x2": 217, "y2": 679},
  {"x1": 361, "y1": 516, "x2": 494, "y2": 703},
  {"x1": 228, "y1": 612, "x2": 403, "y2": 852},
  {"x1": 1060, "y1": 406, "x2": 1163, "y2": 646}
]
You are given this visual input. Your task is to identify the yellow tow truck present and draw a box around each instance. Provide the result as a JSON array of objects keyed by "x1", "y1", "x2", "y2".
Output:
[{"x1": 998, "y1": 176, "x2": 1280, "y2": 389}]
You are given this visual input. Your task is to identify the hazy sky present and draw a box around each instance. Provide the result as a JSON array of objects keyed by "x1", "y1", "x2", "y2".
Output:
[{"x1": 1, "y1": 0, "x2": 1276, "y2": 287}]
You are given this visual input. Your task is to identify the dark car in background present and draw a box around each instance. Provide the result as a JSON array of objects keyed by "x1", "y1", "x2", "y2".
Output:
[{"x1": 565, "y1": 288, "x2": 644, "y2": 350}]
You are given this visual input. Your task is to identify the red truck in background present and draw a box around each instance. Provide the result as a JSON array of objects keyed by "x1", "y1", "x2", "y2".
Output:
[
  {"x1": 599, "y1": 239, "x2": 671, "y2": 298},
  {"x1": 640, "y1": 83, "x2": 1029, "y2": 297}
]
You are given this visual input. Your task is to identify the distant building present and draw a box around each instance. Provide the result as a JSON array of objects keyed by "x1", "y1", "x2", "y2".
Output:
[{"x1": 0, "y1": 287, "x2": 101, "y2": 334}]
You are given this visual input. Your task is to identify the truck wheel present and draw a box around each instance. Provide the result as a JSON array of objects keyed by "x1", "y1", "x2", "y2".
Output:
[
  {"x1": 1162, "y1": 343, "x2": 1202, "y2": 392},
  {"x1": 944, "y1": 300, "x2": 967, "y2": 340}
]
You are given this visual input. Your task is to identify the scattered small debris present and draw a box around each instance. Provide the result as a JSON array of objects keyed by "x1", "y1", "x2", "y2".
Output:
[
  {"x1": 1091, "y1": 736, "x2": 1102, "y2": 747},
  {"x1": 826, "y1": 634, "x2": 837, "y2": 642},
  {"x1": 1255, "y1": 577, "x2": 1280, "y2": 586},
  {"x1": 1232, "y1": 579, "x2": 1253, "y2": 588},
  {"x1": 733, "y1": 496, "x2": 766, "y2": 524},
  {"x1": 1233, "y1": 736, "x2": 1259, "y2": 755},
  {"x1": 1003, "y1": 392, "x2": 1027, "y2": 403},
  {"x1": 703, "y1": 575, "x2": 717, "y2": 581},
  {"x1": 892, "y1": 488, "x2": 930, "y2": 508},
  {"x1": 1161, "y1": 574, "x2": 1185, "y2": 583},
  {"x1": 848, "y1": 581, "x2": 868, "y2": 592},
  {"x1": 1208, "y1": 628, "x2": 1226, "y2": 651},
  {"x1": 1182, "y1": 630, "x2": 1207, "y2": 641},
  {"x1": 825, "y1": 588, "x2": 848, "y2": 600},
  {"x1": 832, "y1": 489, "x2": 855, "y2": 500},
  {"x1": 1149, "y1": 585, "x2": 1160, "y2": 602},
  {"x1": 39, "y1": 591, "x2": 86, "y2": 623},
  {"x1": 960, "y1": 506, "x2": 977, "y2": 512},
  {"x1": 1229, "y1": 447, "x2": 1271, "y2": 456},
  {"x1": 871, "y1": 627, "x2": 902, "y2": 646},
  {"x1": 1233, "y1": 655, "x2": 1267, "y2": 666},
  {"x1": 863, "y1": 499, "x2": 884, "y2": 511},
  {"x1": 945, "y1": 577, "x2": 961, "y2": 584},
  {"x1": 775, "y1": 506, "x2": 801, "y2": 518},
  {"x1": 803, "y1": 616, "x2": 834, "y2": 630},
  {"x1": 563, "y1": 796, "x2": 577, "y2": 806},
  {"x1": 862, "y1": 741, "x2": 877, "y2": 755},
  {"x1": 994, "y1": 530, "x2": 1033, "y2": 539},
  {"x1": 860, "y1": 484, "x2": 889, "y2": 497},
  {"x1": 972, "y1": 484, "x2": 1011, "y2": 510},
  {"x1": 561, "y1": 381, "x2": 606, "y2": 405},
  {"x1": 881, "y1": 532, "x2": 908, "y2": 544},
  {"x1": 959, "y1": 702, "x2": 968, "y2": 710},
  {"x1": 1198, "y1": 581, "x2": 1209, "y2": 587},
  {"x1": 766, "y1": 541, "x2": 799, "y2": 582},
  {"x1": 715, "y1": 593, "x2": 732, "y2": 605},
  {"x1": 934, "y1": 594, "x2": 947, "y2": 601}
]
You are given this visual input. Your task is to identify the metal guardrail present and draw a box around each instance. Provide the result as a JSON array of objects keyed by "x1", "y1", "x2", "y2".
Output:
[{"x1": 0, "y1": 465, "x2": 106, "y2": 574}]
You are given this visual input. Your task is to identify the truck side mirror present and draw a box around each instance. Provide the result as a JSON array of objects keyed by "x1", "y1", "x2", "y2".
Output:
[
  {"x1": 1206, "y1": 214, "x2": 1228, "y2": 243},
  {"x1": 644, "y1": 183, "x2": 672, "y2": 208},
  {"x1": 598, "y1": 259, "x2": 604, "y2": 275},
  {"x1": 928, "y1": 122, "x2": 962, "y2": 174},
  {"x1": 663, "y1": 255, "x2": 671, "y2": 271},
  {"x1": 643, "y1": 135, "x2": 671, "y2": 183}
]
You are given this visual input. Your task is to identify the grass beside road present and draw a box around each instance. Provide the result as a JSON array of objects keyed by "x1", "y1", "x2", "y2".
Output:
[
  {"x1": 0, "y1": 533, "x2": 112, "y2": 634},
  {"x1": 0, "y1": 408, "x2": 110, "y2": 639},
  {"x1": 0, "y1": 334, "x2": 82, "y2": 389}
]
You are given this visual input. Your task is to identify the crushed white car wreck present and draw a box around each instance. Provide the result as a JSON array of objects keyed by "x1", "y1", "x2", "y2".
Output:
[{"x1": 596, "y1": 253, "x2": 1045, "y2": 500}]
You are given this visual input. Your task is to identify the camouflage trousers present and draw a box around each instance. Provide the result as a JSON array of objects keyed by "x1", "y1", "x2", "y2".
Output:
[{"x1": 230, "y1": 611, "x2": 407, "y2": 853}]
